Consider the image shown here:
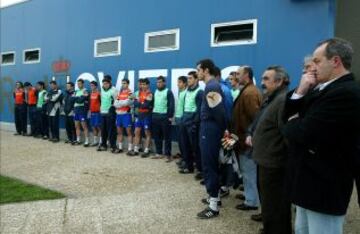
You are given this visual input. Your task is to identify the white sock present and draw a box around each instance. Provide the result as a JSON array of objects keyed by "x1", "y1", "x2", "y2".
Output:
[
  {"x1": 144, "y1": 147, "x2": 149, "y2": 153},
  {"x1": 118, "y1": 142, "x2": 123, "y2": 150},
  {"x1": 128, "y1": 143, "x2": 133, "y2": 151},
  {"x1": 134, "y1": 145, "x2": 139, "y2": 152},
  {"x1": 77, "y1": 136, "x2": 80, "y2": 142},
  {"x1": 85, "y1": 137, "x2": 89, "y2": 144},
  {"x1": 99, "y1": 137, "x2": 102, "y2": 144},
  {"x1": 209, "y1": 197, "x2": 219, "y2": 211},
  {"x1": 93, "y1": 136, "x2": 98, "y2": 144}
]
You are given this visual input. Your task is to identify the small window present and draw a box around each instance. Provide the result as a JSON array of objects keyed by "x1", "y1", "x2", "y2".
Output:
[
  {"x1": 145, "y1": 29, "x2": 180, "y2": 53},
  {"x1": 1, "y1": 51, "x2": 15, "y2": 66},
  {"x1": 94, "y1": 36, "x2": 121, "y2": 57},
  {"x1": 211, "y1": 19, "x2": 257, "y2": 47},
  {"x1": 23, "y1": 48, "x2": 40, "y2": 64}
]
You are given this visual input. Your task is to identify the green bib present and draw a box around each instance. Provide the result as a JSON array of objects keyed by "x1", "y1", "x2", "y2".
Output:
[
  {"x1": 231, "y1": 89, "x2": 240, "y2": 101},
  {"x1": 101, "y1": 87, "x2": 115, "y2": 113},
  {"x1": 175, "y1": 89, "x2": 186, "y2": 118},
  {"x1": 153, "y1": 88, "x2": 168, "y2": 114},
  {"x1": 74, "y1": 88, "x2": 85, "y2": 107},
  {"x1": 36, "y1": 90, "x2": 47, "y2": 108},
  {"x1": 184, "y1": 87, "x2": 200, "y2": 113}
]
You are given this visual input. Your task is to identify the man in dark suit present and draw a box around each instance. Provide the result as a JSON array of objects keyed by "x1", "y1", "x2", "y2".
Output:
[{"x1": 283, "y1": 38, "x2": 360, "y2": 234}]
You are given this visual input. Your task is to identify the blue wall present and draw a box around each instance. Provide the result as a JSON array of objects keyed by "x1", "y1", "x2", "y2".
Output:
[{"x1": 0, "y1": 0, "x2": 335, "y2": 122}]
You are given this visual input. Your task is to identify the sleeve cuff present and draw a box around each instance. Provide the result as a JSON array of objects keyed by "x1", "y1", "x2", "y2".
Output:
[{"x1": 291, "y1": 92, "x2": 304, "y2": 100}]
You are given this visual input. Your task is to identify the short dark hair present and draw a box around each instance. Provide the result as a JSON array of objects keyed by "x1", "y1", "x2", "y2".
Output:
[
  {"x1": 66, "y1": 82, "x2": 75, "y2": 87},
  {"x1": 157, "y1": 76, "x2": 166, "y2": 82},
  {"x1": 50, "y1": 80, "x2": 57, "y2": 85},
  {"x1": 317, "y1": 38, "x2": 354, "y2": 70},
  {"x1": 214, "y1": 66, "x2": 221, "y2": 78},
  {"x1": 229, "y1": 71, "x2": 236, "y2": 77},
  {"x1": 77, "y1": 79, "x2": 84, "y2": 84},
  {"x1": 141, "y1": 78, "x2": 150, "y2": 85},
  {"x1": 16, "y1": 81, "x2": 24, "y2": 87},
  {"x1": 178, "y1": 76, "x2": 187, "y2": 84},
  {"x1": 122, "y1": 79, "x2": 130, "y2": 84},
  {"x1": 37, "y1": 81, "x2": 45, "y2": 88},
  {"x1": 196, "y1": 59, "x2": 216, "y2": 75},
  {"x1": 90, "y1": 81, "x2": 98, "y2": 86},
  {"x1": 266, "y1": 65, "x2": 290, "y2": 86},
  {"x1": 24, "y1": 82, "x2": 32, "y2": 87},
  {"x1": 188, "y1": 71, "x2": 198, "y2": 79},
  {"x1": 243, "y1": 66, "x2": 254, "y2": 80},
  {"x1": 104, "y1": 74, "x2": 112, "y2": 81}
]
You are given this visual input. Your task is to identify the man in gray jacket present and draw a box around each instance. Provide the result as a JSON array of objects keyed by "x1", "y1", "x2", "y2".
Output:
[{"x1": 247, "y1": 66, "x2": 291, "y2": 234}]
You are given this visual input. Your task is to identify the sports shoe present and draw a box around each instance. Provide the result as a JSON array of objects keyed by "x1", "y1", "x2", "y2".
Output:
[
  {"x1": 141, "y1": 151, "x2": 151, "y2": 158},
  {"x1": 72, "y1": 141, "x2": 81, "y2": 145},
  {"x1": 90, "y1": 142, "x2": 99, "y2": 147},
  {"x1": 127, "y1": 150, "x2": 139, "y2": 156},
  {"x1": 179, "y1": 168, "x2": 194, "y2": 174},
  {"x1": 97, "y1": 146, "x2": 107, "y2": 151},
  {"x1": 219, "y1": 188, "x2": 230, "y2": 198},
  {"x1": 235, "y1": 203, "x2": 258, "y2": 211},
  {"x1": 197, "y1": 208, "x2": 219, "y2": 219},
  {"x1": 251, "y1": 213, "x2": 262, "y2": 222},
  {"x1": 201, "y1": 198, "x2": 222, "y2": 206},
  {"x1": 83, "y1": 143, "x2": 90, "y2": 147},
  {"x1": 194, "y1": 173, "x2": 203, "y2": 181}
]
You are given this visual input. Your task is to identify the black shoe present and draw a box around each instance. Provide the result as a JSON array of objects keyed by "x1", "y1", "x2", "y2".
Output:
[
  {"x1": 72, "y1": 141, "x2": 81, "y2": 145},
  {"x1": 197, "y1": 208, "x2": 219, "y2": 219},
  {"x1": 52, "y1": 139, "x2": 60, "y2": 143},
  {"x1": 179, "y1": 168, "x2": 194, "y2": 174},
  {"x1": 200, "y1": 180, "x2": 205, "y2": 185},
  {"x1": 194, "y1": 173, "x2": 203, "y2": 181},
  {"x1": 251, "y1": 213, "x2": 262, "y2": 222},
  {"x1": 112, "y1": 148, "x2": 122, "y2": 154},
  {"x1": 201, "y1": 198, "x2": 222, "y2": 206},
  {"x1": 177, "y1": 161, "x2": 187, "y2": 169},
  {"x1": 83, "y1": 143, "x2": 90, "y2": 147},
  {"x1": 235, "y1": 203, "x2": 258, "y2": 211},
  {"x1": 90, "y1": 142, "x2": 99, "y2": 147},
  {"x1": 220, "y1": 188, "x2": 230, "y2": 198},
  {"x1": 97, "y1": 146, "x2": 107, "y2": 151},
  {"x1": 239, "y1": 184, "x2": 244, "y2": 191},
  {"x1": 64, "y1": 139, "x2": 71, "y2": 144},
  {"x1": 235, "y1": 193, "x2": 245, "y2": 200},
  {"x1": 14, "y1": 132, "x2": 21, "y2": 136},
  {"x1": 141, "y1": 151, "x2": 150, "y2": 158},
  {"x1": 176, "y1": 159, "x2": 184, "y2": 166},
  {"x1": 127, "y1": 150, "x2": 139, "y2": 156},
  {"x1": 42, "y1": 135, "x2": 48, "y2": 140}
]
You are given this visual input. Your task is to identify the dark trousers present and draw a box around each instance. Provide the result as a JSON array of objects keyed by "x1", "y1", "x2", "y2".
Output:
[
  {"x1": 181, "y1": 123, "x2": 201, "y2": 171},
  {"x1": 65, "y1": 115, "x2": 76, "y2": 141},
  {"x1": 14, "y1": 104, "x2": 27, "y2": 134},
  {"x1": 152, "y1": 115, "x2": 172, "y2": 156},
  {"x1": 28, "y1": 105, "x2": 37, "y2": 135},
  {"x1": 258, "y1": 165, "x2": 292, "y2": 234},
  {"x1": 220, "y1": 164, "x2": 234, "y2": 187},
  {"x1": 175, "y1": 118, "x2": 185, "y2": 158},
  {"x1": 49, "y1": 113, "x2": 60, "y2": 139},
  {"x1": 35, "y1": 109, "x2": 49, "y2": 137},
  {"x1": 200, "y1": 121, "x2": 222, "y2": 198},
  {"x1": 101, "y1": 113, "x2": 116, "y2": 149}
]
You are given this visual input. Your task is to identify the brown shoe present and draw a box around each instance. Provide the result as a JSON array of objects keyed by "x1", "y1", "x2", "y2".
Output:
[
  {"x1": 165, "y1": 156, "x2": 173, "y2": 163},
  {"x1": 251, "y1": 213, "x2": 262, "y2": 222},
  {"x1": 172, "y1": 153, "x2": 181, "y2": 159},
  {"x1": 235, "y1": 193, "x2": 245, "y2": 200}
]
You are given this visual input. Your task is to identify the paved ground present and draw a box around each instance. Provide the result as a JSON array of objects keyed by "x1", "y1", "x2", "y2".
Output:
[{"x1": 0, "y1": 129, "x2": 359, "y2": 234}]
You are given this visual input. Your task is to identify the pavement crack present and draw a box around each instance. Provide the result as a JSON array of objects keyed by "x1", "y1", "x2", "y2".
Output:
[{"x1": 62, "y1": 198, "x2": 68, "y2": 231}]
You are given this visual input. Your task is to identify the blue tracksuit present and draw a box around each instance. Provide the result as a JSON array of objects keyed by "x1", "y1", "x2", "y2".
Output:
[{"x1": 200, "y1": 78, "x2": 227, "y2": 198}]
